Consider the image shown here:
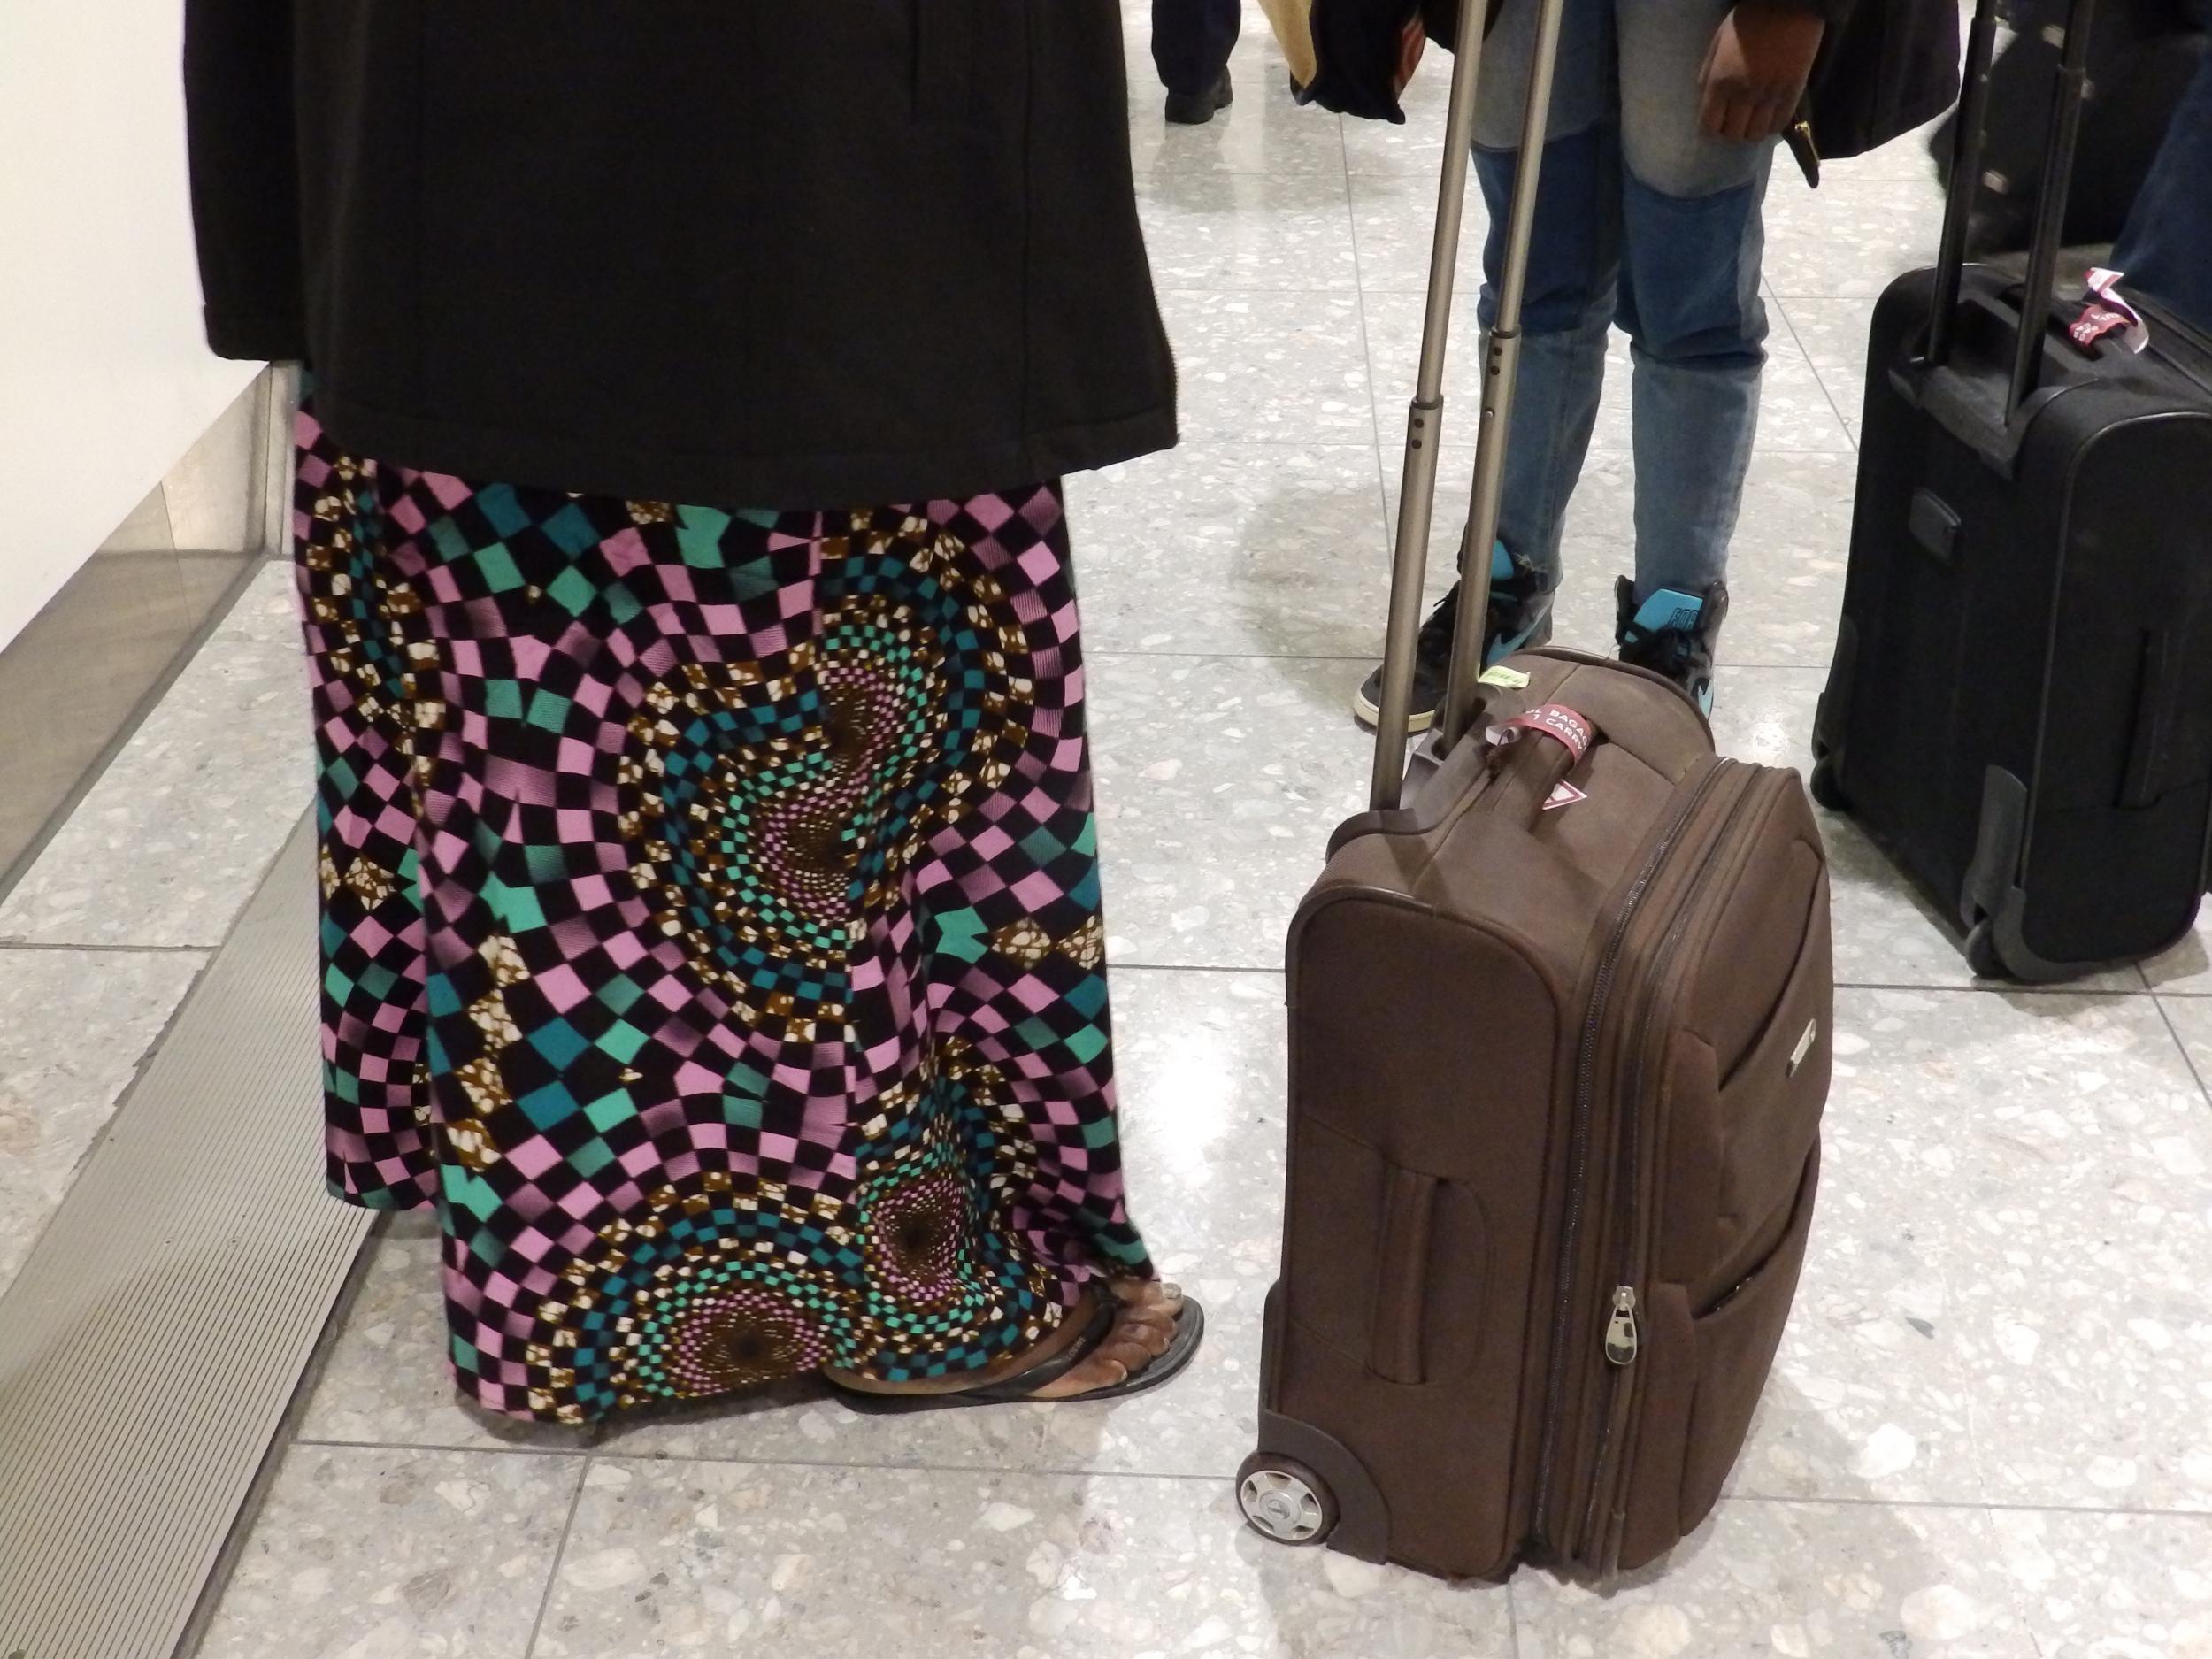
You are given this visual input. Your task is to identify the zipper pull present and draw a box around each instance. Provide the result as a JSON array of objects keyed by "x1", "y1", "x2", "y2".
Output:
[{"x1": 1603, "y1": 1286, "x2": 1640, "y2": 1366}]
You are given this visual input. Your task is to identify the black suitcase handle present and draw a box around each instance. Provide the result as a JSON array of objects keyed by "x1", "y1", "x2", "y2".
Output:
[{"x1": 1927, "y1": 0, "x2": 2101, "y2": 419}]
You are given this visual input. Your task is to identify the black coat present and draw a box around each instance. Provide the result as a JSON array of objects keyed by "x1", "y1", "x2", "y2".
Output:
[
  {"x1": 184, "y1": 3, "x2": 1179, "y2": 509},
  {"x1": 1298, "y1": 0, "x2": 1961, "y2": 163}
]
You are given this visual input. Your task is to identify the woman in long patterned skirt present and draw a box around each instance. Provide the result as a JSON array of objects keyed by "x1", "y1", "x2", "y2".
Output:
[
  {"x1": 187, "y1": 3, "x2": 1191, "y2": 1421},
  {"x1": 296, "y1": 414, "x2": 1197, "y2": 1422}
]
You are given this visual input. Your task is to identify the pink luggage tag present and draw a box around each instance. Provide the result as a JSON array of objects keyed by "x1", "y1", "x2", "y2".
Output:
[
  {"x1": 2070, "y1": 268, "x2": 2148, "y2": 357},
  {"x1": 1486, "y1": 703, "x2": 1594, "y2": 763},
  {"x1": 1489, "y1": 704, "x2": 1594, "y2": 810}
]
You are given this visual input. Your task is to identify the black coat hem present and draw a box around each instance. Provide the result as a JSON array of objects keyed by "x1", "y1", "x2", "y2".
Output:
[
  {"x1": 205, "y1": 309, "x2": 308, "y2": 364},
  {"x1": 309, "y1": 390, "x2": 1181, "y2": 511}
]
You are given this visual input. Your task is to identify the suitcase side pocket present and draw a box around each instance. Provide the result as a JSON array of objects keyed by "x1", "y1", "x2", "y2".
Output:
[
  {"x1": 1285, "y1": 1117, "x2": 1490, "y2": 1386},
  {"x1": 1615, "y1": 1145, "x2": 1821, "y2": 1570}
]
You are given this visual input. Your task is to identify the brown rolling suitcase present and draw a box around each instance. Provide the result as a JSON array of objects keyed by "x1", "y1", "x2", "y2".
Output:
[{"x1": 1235, "y1": 0, "x2": 1835, "y2": 1581}]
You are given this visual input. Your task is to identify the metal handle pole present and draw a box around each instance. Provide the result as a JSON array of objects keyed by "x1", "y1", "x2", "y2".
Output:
[
  {"x1": 2008, "y1": 0, "x2": 2100, "y2": 414},
  {"x1": 1369, "y1": 0, "x2": 1498, "y2": 811},
  {"x1": 1927, "y1": 0, "x2": 2005, "y2": 365},
  {"x1": 1436, "y1": 0, "x2": 1570, "y2": 752}
]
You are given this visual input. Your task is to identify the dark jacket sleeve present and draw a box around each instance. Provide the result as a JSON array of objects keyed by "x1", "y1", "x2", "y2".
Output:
[{"x1": 183, "y1": 0, "x2": 308, "y2": 360}]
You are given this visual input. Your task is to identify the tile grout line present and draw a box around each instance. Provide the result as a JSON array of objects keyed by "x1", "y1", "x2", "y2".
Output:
[
  {"x1": 1768, "y1": 292, "x2": 1863, "y2": 456},
  {"x1": 284, "y1": 1431, "x2": 2212, "y2": 1525},
  {"x1": 521, "y1": 1453, "x2": 595, "y2": 1659},
  {"x1": 0, "y1": 940, "x2": 216, "y2": 955},
  {"x1": 2150, "y1": 991, "x2": 2212, "y2": 1108}
]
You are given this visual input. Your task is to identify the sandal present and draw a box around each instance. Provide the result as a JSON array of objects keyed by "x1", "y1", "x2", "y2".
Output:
[{"x1": 826, "y1": 1289, "x2": 1205, "y2": 1412}]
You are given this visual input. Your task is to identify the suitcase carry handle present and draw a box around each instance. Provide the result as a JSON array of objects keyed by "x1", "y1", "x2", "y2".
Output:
[
  {"x1": 1488, "y1": 709, "x2": 1596, "y2": 826},
  {"x1": 1925, "y1": 0, "x2": 2101, "y2": 419},
  {"x1": 1370, "y1": 0, "x2": 1574, "y2": 810}
]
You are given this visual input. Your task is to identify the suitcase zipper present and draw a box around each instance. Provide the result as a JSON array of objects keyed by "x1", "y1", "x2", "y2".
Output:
[
  {"x1": 1576, "y1": 767, "x2": 1769, "y2": 1568},
  {"x1": 1529, "y1": 757, "x2": 1732, "y2": 1546}
]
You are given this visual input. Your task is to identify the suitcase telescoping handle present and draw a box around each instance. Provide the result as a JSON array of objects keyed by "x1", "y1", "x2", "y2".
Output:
[
  {"x1": 1924, "y1": 0, "x2": 2101, "y2": 416},
  {"x1": 1369, "y1": 0, "x2": 1574, "y2": 810}
]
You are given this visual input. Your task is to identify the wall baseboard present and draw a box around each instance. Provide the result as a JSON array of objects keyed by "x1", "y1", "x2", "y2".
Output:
[{"x1": 0, "y1": 367, "x2": 295, "y2": 900}]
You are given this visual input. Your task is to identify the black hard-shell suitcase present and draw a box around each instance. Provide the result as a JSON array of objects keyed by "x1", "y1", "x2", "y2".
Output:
[{"x1": 1810, "y1": 0, "x2": 2212, "y2": 982}]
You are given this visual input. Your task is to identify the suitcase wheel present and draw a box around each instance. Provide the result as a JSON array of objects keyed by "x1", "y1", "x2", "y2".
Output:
[
  {"x1": 1235, "y1": 1452, "x2": 1339, "y2": 1548},
  {"x1": 1808, "y1": 756, "x2": 1847, "y2": 814},
  {"x1": 1964, "y1": 917, "x2": 2006, "y2": 980}
]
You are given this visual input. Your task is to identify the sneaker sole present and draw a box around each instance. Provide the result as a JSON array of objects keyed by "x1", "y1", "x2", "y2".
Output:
[{"x1": 1349, "y1": 683, "x2": 1437, "y2": 734}]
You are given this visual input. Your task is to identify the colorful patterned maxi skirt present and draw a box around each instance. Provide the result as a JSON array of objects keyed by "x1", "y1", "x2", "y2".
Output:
[{"x1": 295, "y1": 411, "x2": 1151, "y2": 1423}]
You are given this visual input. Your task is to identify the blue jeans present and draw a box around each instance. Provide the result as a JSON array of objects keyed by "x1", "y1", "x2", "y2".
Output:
[
  {"x1": 2113, "y1": 42, "x2": 2212, "y2": 336},
  {"x1": 1472, "y1": 0, "x2": 1774, "y2": 608},
  {"x1": 1153, "y1": 0, "x2": 1240, "y2": 96}
]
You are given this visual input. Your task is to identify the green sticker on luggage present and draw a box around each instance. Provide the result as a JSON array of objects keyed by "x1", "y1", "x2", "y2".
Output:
[{"x1": 1479, "y1": 665, "x2": 1532, "y2": 689}]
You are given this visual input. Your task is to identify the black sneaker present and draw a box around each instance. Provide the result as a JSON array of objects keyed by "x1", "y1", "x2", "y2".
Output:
[
  {"x1": 1165, "y1": 67, "x2": 1234, "y2": 126},
  {"x1": 1615, "y1": 579, "x2": 1730, "y2": 717},
  {"x1": 1353, "y1": 542, "x2": 1555, "y2": 733}
]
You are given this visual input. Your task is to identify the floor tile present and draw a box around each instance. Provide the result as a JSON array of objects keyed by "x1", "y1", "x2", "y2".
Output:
[
  {"x1": 1348, "y1": 165, "x2": 1492, "y2": 295},
  {"x1": 1126, "y1": 43, "x2": 1348, "y2": 178},
  {"x1": 1831, "y1": 987, "x2": 2212, "y2": 1511},
  {"x1": 1040, "y1": 967, "x2": 1286, "y2": 1480},
  {"x1": 1159, "y1": 288, "x2": 1376, "y2": 444},
  {"x1": 1067, "y1": 442, "x2": 1388, "y2": 658},
  {"x1": 1774, "y1": 294, "x2": 1878, "y2": 438},
  {"x1": 1992, "y1": 1509, "x2": 2212, "y2": 1658},
  {"x1": 1515, "y1": 1499, "x2": 2038, "y2": 1659},
  {"x1": 2155, "y1": 995, "x2": 2212, "y2": 1079},
  {"x1": 1766, "y1": 177, "x2": 1945, "y2": 299},
  {"x1": 1090, "y1": 653, "x2": 1370, "y2": 972},
  {"x1": 0, "y1": 560, "x2": 309, "y2": 949},
  {"x1": 1138, "y1": 170, "x2": 1361, "y2": 291},
  {"x1": 2144, "y1": 924, "x2": 2212, "y2": 995},
  {"x1": 0, "y1": 946, "x2": 205, "y2": 1293},
  {"x1": 535, "y1": 1461, "x2": 1516, "y2": 1657},
  {"x1": 191, "y1": 1442, "x2": 582, "y2": 1659},
  {"x1": 297, "y1": 1212, "x2": 602, "y2": 1456}
]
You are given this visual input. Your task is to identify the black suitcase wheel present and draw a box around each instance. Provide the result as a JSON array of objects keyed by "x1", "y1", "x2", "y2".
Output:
[
  {"x1": 1808, "y1": 756, "x2": 1848, "y2": 813},
  {"x1": 1965, "y1": 918, "x2": 2007, "y2": 980},
  {"x1": 1236, "y1": 1452, "x2": 1339, "y2": 1547}
]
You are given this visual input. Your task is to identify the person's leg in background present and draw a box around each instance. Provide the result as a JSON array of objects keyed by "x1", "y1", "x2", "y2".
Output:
[
  {"x1": 1609, "y1": 0, "x2": 1781, "y2": 713},
  {"x1": 1354, "y1": 0, "x2": 1621, "y2": 731},
  {"x1": 1154, "y1": 0, "x2": 1242, "y2": 125},
  {"x1": 2113, "y1": 41, "x2": 2212, "y2": 334}
]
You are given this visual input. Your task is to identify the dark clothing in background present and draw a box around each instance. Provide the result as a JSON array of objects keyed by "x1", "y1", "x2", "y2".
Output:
[
  {"x1": 2116, "y1": 43, "x2": 2212, "y2": 333},
  {"x1": 1297, "y1": 0, "x2": 1960, "y2": 158},
  {"x1": 1154, "y1": 0, "x2": 1243, "y2": 93},
  {"x1": 182, "y1": 1, "x2": 1179, "y2": 510}
]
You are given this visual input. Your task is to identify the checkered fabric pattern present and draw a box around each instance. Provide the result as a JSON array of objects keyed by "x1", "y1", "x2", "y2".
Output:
[{"x1": 295, "y1": 409, "x2": 1152, "y2": 1423}]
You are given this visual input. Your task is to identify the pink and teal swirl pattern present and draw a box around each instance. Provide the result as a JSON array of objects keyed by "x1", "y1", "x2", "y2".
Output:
[{"x1": 295, "y1": 410, "x2": 1149, "y2": 1422}]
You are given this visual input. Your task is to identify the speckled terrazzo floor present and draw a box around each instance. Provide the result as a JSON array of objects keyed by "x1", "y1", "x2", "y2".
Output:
[{"x1": 7, "y1": 5, "x2": 2211, "y2": 1655}]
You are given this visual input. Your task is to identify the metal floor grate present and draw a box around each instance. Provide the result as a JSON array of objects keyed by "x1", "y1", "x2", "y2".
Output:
[{"x1": 0, "y1": 820, "x2": 371, "y2": 1659}]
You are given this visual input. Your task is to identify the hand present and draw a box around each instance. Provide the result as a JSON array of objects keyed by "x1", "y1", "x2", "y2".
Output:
[{"x1": 1698, "y1": 1, "x2": 1826, "y2": 142}]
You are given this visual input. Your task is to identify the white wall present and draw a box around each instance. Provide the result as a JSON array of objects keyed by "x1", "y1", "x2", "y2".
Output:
[{"x1": 0, "y1": 0, "x2": 264, "y2": 649}]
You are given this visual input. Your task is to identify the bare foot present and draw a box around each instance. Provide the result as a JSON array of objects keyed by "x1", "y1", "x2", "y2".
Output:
[{"x1": 1025, "y1": 1280, "x2": 1184, "y2": 1401}]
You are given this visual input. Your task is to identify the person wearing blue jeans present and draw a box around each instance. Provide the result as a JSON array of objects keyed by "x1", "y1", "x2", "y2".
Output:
[
  {"x1": 1155, "y1": 0, "x2": 1241, "y2": 124},
  {"x1": 1356, "y1": 0, "x2": 1832, "y2": 725},
  {"x1": 2113, "y1": 32, "x2": 2212, "y2": 334}
]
